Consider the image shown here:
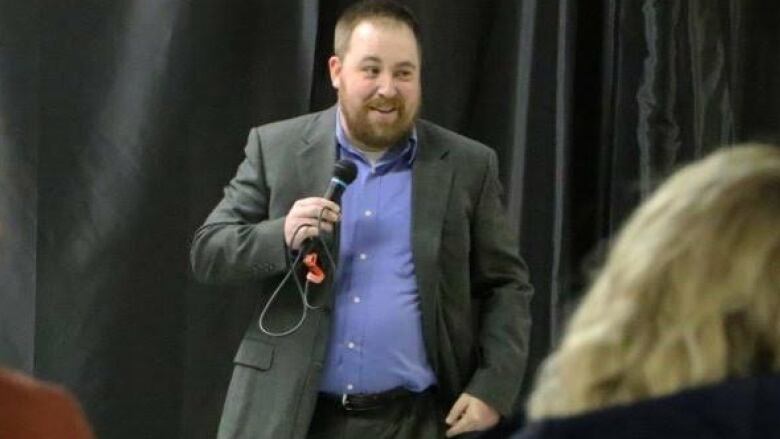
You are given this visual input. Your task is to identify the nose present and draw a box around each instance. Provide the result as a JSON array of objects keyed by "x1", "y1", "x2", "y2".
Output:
[{"x1": 376, "y1": 72, "x2": 397, "y2": 98}]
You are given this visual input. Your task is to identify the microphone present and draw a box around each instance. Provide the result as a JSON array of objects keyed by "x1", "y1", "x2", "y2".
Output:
[
  {"x1": 299, "y1": 159, "x2": 357, "y2": 248},
  {"x1": 259, "y1": 160, "x2": 358, "y2": 335},
  {"x1": 299, "y1": 159, "x2": 357, "y2": 283},
  {"x1": 323, "y1": 159, "x2": 358, "y2": 204}
]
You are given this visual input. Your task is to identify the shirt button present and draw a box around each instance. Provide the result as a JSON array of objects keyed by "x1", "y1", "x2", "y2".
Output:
[
  {"x1": 347, "y1": 342, "x2": 355, "y2": 349},
  {"x1": 347, "y1": 384, "x2": 354, "y2": 391},
  {"x1": 364, "y1": 210, "x2": 373, "y2": 217},
  {"x1": 359, "y1": 253, "x2": 367, "y2": 260},
  {"x1": 353, "y1": 296, "x2": 361, "y2": 304}
]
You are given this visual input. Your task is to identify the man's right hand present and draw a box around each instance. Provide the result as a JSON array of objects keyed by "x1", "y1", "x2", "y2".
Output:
[{"x1": 284, "y1": 197, "x2": 341, "y2": 250}]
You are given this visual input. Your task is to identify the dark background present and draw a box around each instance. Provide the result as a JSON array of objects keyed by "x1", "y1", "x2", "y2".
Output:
[{"x1": 1, "y1": 0, "x2": 778, "y2": 437}]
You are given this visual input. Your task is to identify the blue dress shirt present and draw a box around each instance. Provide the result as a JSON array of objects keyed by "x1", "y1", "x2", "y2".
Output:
[{"x1": 319, "y1": 115, "x2": 437, "y2": 395}]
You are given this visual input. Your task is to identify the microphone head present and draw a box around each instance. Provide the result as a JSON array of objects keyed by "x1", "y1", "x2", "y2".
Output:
[{"x1": 333, "y1": 159, "x2": 358, "y2": 185}]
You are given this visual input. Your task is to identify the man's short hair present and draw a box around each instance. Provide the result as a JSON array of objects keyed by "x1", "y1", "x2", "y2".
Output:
[{"x1": 334, "y1": 0, "x2": 422, "y2": 58}]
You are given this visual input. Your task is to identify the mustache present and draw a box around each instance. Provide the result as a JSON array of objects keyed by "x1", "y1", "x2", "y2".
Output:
[{"x1": 364, "y1": 96, "x2": 404, "y2": 109}]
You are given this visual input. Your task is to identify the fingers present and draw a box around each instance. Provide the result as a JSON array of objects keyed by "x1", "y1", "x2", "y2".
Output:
[
  {"x1": 446, "y1": 412, "x2": 474, "y2": 437},
  {"x1": 445, "y1": 394, "x2": 471, "y2": 437},
  {"x1": 445, "y1": 393, "x2": 500, "y2": 437},
  {"x1": 284, "y1": 198, "x2": 341, "y2": 249},
  {"x1": 445, "y1": 394, "x2": 469, "y2": 426},
  {"x1": 287, "y1": 219, "x2": 335, "y2": 250},
  {"x1": 293, "y1": 197, "x2": 341, "y2": 222}
]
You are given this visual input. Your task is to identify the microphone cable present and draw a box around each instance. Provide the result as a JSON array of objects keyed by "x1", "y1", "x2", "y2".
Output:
[{"x1": 257, "y1": 207, "x2": 338, "y2": 337}]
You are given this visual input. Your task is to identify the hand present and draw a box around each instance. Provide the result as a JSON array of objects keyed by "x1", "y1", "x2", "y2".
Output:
[
  {"x1": 284, "y1": 197, "x2": 341, "y2": 250},
  {"x1": 444, "y1": 393, "x2": 500, "y2": 437}
]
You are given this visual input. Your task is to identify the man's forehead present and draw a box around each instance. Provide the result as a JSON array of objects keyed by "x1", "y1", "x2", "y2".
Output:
[
  {"x1": 354, "y1": 17, "x2": 412, "y2": 34},
  {"x1": 345, "y1": 20, "x2": 420, "y2": 63}
]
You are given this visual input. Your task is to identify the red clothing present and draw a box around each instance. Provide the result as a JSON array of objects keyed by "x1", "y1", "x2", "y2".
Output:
[{"x1": 0, "y1": 368, "x2": 94, "y2": 439}]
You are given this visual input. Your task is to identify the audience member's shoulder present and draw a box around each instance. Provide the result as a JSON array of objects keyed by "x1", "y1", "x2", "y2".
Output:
[
  {"x1": 0, "y1": 367, "x2": 57, "y2": 399},
  {"x1": 515, "y1": 373, "x2": 780, "y2": 439},
  {"x1": 0, "y1": 368, "x2": 94, "y2": 439}
]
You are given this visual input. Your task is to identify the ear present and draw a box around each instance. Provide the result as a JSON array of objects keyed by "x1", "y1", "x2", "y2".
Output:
[{"x1": 328, "y1": 56, "x2": 342, "y2": 90}]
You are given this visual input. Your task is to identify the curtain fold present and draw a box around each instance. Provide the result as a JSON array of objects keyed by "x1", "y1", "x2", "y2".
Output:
[
  {"x1": 0, "y1": 0, "x2": 40, "y2": 374},
  {"x1": 599, "y1": 0, "x2": 750, "y2": 237},
  {"x1": 504, "y1": 0, "x2": 577, "y2": 399},
  {"x1": 35, "y1": 2, "x2": 192, "y2": 437}
]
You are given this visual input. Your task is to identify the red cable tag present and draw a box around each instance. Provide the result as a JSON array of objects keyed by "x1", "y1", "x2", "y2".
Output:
[{"x1": 303, "y1": 252, "x2": 325, "y2": 284}]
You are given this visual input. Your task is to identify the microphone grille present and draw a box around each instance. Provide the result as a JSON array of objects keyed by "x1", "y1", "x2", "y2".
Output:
[{"x1": 333, "y1": 159, "x2": 358, "y2": 185}]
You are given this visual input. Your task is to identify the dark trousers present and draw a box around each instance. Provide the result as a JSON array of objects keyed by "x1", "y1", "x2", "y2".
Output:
[{"x1": 307, "y1": 390, "x2": 447, "y2": 439}]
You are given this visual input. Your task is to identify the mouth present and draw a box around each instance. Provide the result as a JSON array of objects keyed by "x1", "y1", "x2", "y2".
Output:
[{"x1": 369, "y1": 106, "x2": 397, "y2": 114}]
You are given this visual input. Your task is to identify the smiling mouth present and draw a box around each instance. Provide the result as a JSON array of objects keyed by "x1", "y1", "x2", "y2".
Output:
[{"x1": 371, "y1": 107, "x2": 396, "y2": 113}]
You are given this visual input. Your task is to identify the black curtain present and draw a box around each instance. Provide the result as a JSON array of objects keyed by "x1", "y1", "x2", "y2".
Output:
[{"x1": 1, "y1": 1, "x2": 778, "y2": 438}]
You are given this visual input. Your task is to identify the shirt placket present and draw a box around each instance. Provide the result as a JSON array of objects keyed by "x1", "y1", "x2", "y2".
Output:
[{"x1": 343, "y1": 158, "x2": 374, "y2": 393}]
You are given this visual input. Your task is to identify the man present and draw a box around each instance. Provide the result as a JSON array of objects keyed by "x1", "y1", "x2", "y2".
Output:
[{"x1": 190, "y1": 1, "x2": 532, "y2": 438}]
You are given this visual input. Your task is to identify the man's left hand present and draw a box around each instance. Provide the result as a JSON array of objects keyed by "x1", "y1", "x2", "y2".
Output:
[{"x1": 444, "y1": 392, "x2": 500, "y2": 437}]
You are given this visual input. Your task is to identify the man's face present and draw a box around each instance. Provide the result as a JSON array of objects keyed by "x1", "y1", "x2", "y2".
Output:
[{"x1": 329, "y1": 19, "x2": 421, "y2": 151}]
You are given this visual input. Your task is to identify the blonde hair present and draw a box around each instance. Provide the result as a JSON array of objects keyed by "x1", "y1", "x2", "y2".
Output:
[{"x1": 528, "y1": 144, "x2": 780, "y2": 419}]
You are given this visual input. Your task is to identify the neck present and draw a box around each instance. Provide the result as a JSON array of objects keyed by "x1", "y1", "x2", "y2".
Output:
[{"x1": 354, "y1": 141, "x2": 389, "y2": 153}]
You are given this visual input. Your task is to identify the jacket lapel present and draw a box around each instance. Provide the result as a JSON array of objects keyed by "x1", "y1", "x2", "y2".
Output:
[
  {"x1": 412, "y1": 123, "x2": 453, "y2": 372},
  {"x1": 296, "y1": 106, "x2": 338, "y2": 197}
]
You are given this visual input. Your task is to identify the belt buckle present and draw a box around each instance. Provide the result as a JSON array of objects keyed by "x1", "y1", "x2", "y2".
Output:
[{"x1": 341, "y1": 394, "x2": 355, "y2": 411}]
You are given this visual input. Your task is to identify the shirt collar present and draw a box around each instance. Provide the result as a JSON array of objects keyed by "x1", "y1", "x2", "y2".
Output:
[{"x1": 335, "y1": 107, "x2": 417, "y2": 166}]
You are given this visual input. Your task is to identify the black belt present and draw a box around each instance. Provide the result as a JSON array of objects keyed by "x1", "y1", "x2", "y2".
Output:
[{"x1": 319, "y1": 387, "x2": 422, "y2": 412}]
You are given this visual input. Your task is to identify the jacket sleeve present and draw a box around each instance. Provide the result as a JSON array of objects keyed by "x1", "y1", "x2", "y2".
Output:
[
  {"x1": 190, "y1": 127, "x2": 289, "y2": 284},
  {"x1": 464, "y1": 149, "x2": 534, "y2": 417}
]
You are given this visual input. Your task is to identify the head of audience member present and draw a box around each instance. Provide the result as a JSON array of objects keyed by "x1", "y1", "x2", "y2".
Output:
[
  {"x1": 329, "y1": 0, "x2": 422, "y2": 152},
  {"x1": 527, "y1": 144, "x2": 780, "y2": 420}
]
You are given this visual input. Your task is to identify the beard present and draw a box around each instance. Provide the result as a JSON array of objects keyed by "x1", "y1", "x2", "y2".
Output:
[{"x1": 339, "y1": 89, "x2": 419, "y2": 150}]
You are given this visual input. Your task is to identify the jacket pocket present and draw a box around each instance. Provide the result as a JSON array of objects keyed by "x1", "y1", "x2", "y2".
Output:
[{"x1": 233, "y1": 338, "x2": 274, "y2": 371}]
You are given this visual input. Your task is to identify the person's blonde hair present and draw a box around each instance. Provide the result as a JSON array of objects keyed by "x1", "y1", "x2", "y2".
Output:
[{"x1": 528, "y1": 144, "x2": 780, "y2": 420}]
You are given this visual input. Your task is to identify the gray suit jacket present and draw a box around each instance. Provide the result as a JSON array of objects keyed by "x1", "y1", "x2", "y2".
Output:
[{"x1": 190, "y1": 106, "x2": 533, "y2": 439}]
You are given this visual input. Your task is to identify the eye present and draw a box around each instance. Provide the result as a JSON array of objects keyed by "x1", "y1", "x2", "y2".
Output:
[
  {"x1": 395, "y1": 70, "x2": 413, "y2": 80},
  {"x1": 362, "y1": 66, "x2": 380, "y2": 77}
]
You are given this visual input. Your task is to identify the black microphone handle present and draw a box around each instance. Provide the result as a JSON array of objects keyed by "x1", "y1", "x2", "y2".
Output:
[
  {"x1": 323, "y1": 177, "x2": 348, "y2": 205},
  {"x1": 297, "y1": 178, "x2": 345, "y2": 256}
]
